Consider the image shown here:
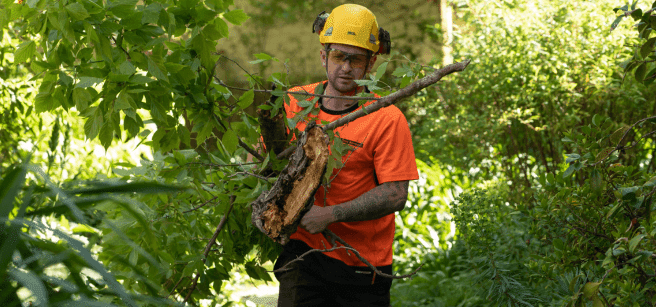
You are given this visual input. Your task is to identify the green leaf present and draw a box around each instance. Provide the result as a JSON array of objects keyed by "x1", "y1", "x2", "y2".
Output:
[
  {"x1": 65, "y1": 3, "x2": 90, "y2": 20},
  {"x1": 213, "y1": 280, "x2": 223, "y2": 293},
  {"x1": 215, "y1": 18, "x2": 229, "y2": 38},
  {"x1": 114, "y1": 91, "x2": 133, "y2": 111},
  {"x1": 84, "y1": 108, "x2": 104, "y2": 139},
  {"x1": 595, "y1": 147, "x2": 614, "y2": 163},
  {"x1": 8, "y1": 269, "x2": 47, "y2": 306},
  {"x1": 591, "y1": 169, "x2": 603, "y2": 194},
  {"x1": 69, "y1": 182, "x2": 186, "y2": 195},
  {"x1": 254, "y1": 53, "x2": 272, "y2": 60},
  {"x1": 76, "y1": 76, "x2": 104, "y2": 88},
  {"x1": 72, "y1": 88, "x2": 92, "y2": 111},
  {"x1": 582, "y1": 282, "x2": 600, "y2": 300},
  {"x1": 641, "y1": 37, "x2": 656, "y2": 59},
  {"x1": 562, "y1": 163, "x2": 576, "y2": 178},
  {"x1": 565, "y1": 153, "x2": 580, "y2": 163},
  {"x1": 621, "y1": 186, "x2": 639, "y2": 200},
  {"x1": 635, "y1": 62, "x2": 647, "y2": 82},
  {"x1": 644, "y1": 176, "x2": 656, "y2": 187},
  {"x1": 99, "y1": 122, "x2": 114, "y2": 149},
  {"x1": 392, "y1": 66, "x2": 409, "y2": 77},
  {"x1": 592, "y1": 114, "x2": 601, "y2": 126},
  {"x1": 592, "y1": 298, "x2": 604, "y2": 307},
  {"x1": 237, "y1": 90, "x2": 254, "y2": 109},
  {"x1": 14, "y1": 41, "x2": 36, "y2": 63},
  {"x1": 148, "y1": 56, "x2": 169, "y2": 83},
  {"x1": 375, "y1": 61, "x2": 388, "y2": 80},
  {"x1": 129, "y1": 75, "x2": 156, "y2": 84},
  {"x1": 223, "y1": 9, "x2": 250, "y2": 25},
  {"x1": 142, "y1": 3, "x2": 162, "y2": 24},
  {"x1": 222, "y1": 130, "x2": 238, "y2": 154},
  {"x1": 610, "y1": 15, "x2": 624, "y2": 31},
  {"x1": 553, "y1": 238, "x2": 564, "y2": 250},
  {"x1": 610, "y1": 126, "x2": 630, "y2": 145},
  {"x1": 569, "y1": 274, "x2": 581, "y2": 293},
  {"x1": 607, "y1": 202, "x2": 622, "y2": 219},
  {"x1": 629, "y1": 234, "x2": 645, "y2": 253},
  {"x1": 118, "y1": 60, "x2": 136, "y2": 75},
  {"x1": 72, "y1": 224, "x2": 97, "y2": 234}
]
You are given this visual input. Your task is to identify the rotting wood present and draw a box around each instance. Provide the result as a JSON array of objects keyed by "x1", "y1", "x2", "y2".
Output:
[{"x1": 251, "y1": 122, "x2": 329, "y2": 244}]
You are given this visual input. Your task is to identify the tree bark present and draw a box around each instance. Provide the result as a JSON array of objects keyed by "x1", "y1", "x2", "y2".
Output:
[
  {"x1": 251, "y1": 122, "x2": 329, "y2": 244},
  {"x1": 439, "y1": 0, "x2": 453, "y2": 66}
]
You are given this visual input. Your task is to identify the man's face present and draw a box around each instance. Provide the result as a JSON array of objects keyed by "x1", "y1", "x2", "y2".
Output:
[{"x1": 321, "y1": 44, "x2": 376, "y2": 94}]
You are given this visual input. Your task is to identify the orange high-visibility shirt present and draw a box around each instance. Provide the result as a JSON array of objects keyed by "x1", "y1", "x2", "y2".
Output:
[{"x1": 285, "y1": 81, "x2": 419, "y2": 267}]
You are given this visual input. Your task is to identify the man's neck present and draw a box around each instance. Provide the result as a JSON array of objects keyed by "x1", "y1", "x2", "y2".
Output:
[{"x1": 322, "y1": 84, "x2": 363, "y2": 112}]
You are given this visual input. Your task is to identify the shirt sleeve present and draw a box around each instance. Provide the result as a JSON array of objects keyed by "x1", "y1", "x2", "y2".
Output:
[{"x1": 372, "y1": 108, "x2": 419, "y2": 184}]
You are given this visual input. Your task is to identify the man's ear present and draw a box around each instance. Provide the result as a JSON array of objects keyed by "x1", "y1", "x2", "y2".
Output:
[{"x1": 320, "y1": 50, "x2": 327, "y2": 67}]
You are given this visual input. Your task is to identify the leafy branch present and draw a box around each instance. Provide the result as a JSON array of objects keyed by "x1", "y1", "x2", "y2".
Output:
[{"x1": 183, "y1": 195, "x2": 236, "y2": 303}]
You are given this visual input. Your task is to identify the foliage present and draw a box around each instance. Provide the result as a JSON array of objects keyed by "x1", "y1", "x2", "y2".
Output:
[
  {"x1": 391, "y1": 160, "x2": 483, "y2": 306},
  {"x1": 0, "y1": 162, "x2": 183, "y2": 306},
  {"x1": 451, "y1": 188, "x2": 542, "y2": 307},
  {"x1": 8, "y1": 0, "x2": 656, "y2": 305},
  {"x1": 611, "y1": 0, "x2": 656, "y2": 86},
  {"x1": 531, "y1": 115, "x2": 656, "y2": 306},
  {"x1": 1, "y1": 0, "x2": 440, "y2": 305},
  {"x1": 406, "y1": 0, "x2": 656, "y2": 205},
  {"x1": 2, "y1": 0, "x2": 254, "y2": 151},
  {"x1": 395, "y1": 0, "x2": 656, "y2": 306}
]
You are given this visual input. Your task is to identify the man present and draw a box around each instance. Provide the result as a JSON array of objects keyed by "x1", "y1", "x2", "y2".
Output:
[{"x1": 274, "y1": 4, "x2": 418, "y2": 306}]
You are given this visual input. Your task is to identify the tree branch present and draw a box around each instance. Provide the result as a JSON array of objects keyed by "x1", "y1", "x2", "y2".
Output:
[
  {"x1": 187, "y1": 162, "x2": 261, "y2": 168},
  {"x1": 274, "y1": 59, "x2": 471, "y2": 160},
  {"x1": 591, "y1": 116, "x2": 656, "y2": 167},
  {"x1": 211, "y1": 114, "x2": 265, "y2": 161},
  {"x1": 323, "y1": 60, "x2": 471, "y2": 131},
  {"x1": 228, "y1": 172, "x2": 270, "y2": 181},
  {"x1": 166, "y1": 276, "x2": 186, "y2": 299},
  {"x1": 214, "y1": 77, "x2": 383, "y2": 101},
  {"x1": 183, "y1": 195, "x2": 236, "y2": 304},
  {"x1": 271, "y1": 229, "x2": 422, "y2": 283},
  {"x1": 183, "y1": 196, "x2": 219, "y2": 214}
]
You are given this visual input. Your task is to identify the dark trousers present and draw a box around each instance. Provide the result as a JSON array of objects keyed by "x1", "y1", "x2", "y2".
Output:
[{"x1": 274, "y1": 240, "x2": 392, "y2": 307}]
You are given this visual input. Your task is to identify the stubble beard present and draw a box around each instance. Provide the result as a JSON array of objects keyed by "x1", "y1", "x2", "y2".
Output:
[{"x1": 330, "y1": 77, "x2": 358, "y2": 94}]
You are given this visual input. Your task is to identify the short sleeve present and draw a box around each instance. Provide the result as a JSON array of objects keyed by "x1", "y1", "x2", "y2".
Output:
[{"x1": 372, "y1": 109, "x2": 419, "y2": 184}]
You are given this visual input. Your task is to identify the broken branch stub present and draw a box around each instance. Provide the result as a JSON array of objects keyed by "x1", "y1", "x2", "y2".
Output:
[{"x1": 251, "y1": 122, "x2": 329, "y2": 244}]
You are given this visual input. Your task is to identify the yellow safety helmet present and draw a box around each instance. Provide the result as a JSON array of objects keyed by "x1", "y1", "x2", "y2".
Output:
[{"x1": 312, "y1": 4, "x2": 391, "y2": 55}]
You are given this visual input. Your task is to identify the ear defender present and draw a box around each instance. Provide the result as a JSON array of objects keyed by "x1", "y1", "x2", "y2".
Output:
[
  {"x1": 312, "y1": 11, "x2": 329, "y2": 34},
  {"x1": 378, "y1": 27, "x2": 391, "y2": 55}
]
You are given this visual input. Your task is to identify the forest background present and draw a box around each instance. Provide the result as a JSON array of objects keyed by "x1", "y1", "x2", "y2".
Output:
[{"x1": 2, "y1": 0, "x2": 656, "y2": 306}]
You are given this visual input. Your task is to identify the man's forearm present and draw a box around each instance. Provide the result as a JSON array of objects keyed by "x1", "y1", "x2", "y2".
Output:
[{"x1": 330, "y1": 180, "x2": 409, "y2": 223}]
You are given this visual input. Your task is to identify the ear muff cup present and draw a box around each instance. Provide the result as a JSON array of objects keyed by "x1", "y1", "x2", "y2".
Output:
[
  {"x1": 378, "y1": 28, "x2": 391, "y2": 55},
  {"x1": 312, "y1": 11, "x2": 328, "y2": 34}
]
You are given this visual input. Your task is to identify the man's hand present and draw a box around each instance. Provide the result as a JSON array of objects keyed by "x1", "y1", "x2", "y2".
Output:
[{"x1": 299, "y1": 205, "x2": 334, "y2": 234}]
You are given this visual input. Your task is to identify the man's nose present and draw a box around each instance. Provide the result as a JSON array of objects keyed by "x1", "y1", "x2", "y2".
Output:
[{"x1": 341, "y1": 60, "x2": 353, "y2": 72}]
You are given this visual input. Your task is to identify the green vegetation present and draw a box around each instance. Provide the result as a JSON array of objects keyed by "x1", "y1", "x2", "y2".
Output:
[{"x1": 1, "y1": 0, "x2": 656, "y2": 306}]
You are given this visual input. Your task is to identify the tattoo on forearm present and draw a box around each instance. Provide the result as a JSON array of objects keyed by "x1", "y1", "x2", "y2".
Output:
[{"x1": 332, "y1": 181, "x2": 409, "y2": 223}]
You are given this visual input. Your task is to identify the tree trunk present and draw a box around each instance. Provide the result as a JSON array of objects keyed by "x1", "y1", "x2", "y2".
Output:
[{"x1": 439, "y1": 0, "x2": 453, "y2": 66}]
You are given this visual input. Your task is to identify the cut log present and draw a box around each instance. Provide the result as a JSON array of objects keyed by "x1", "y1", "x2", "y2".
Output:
[{"x1": 251, "y1": 122, "x2": 329, "y2": 244}]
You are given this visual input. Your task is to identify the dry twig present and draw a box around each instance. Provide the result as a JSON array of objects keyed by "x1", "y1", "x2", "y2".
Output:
[{"x1": 183, "y1": 195, "x2": 236, "y2": 303}]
